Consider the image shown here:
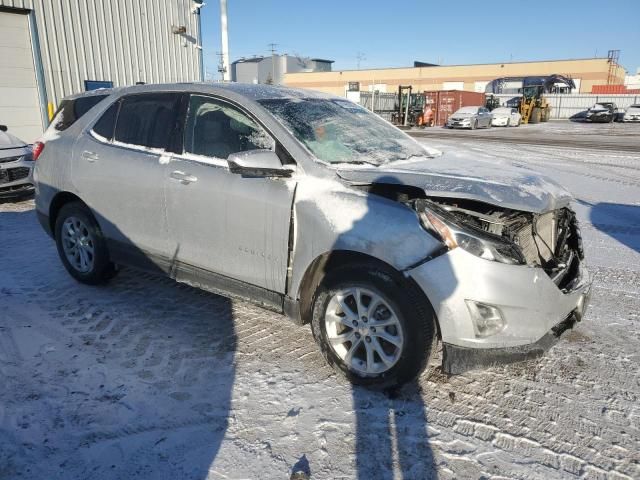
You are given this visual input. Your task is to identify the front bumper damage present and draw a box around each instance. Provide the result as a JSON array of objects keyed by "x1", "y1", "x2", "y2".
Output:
[{"x1": 408, "y1": 245, "x2": 591, "y2": 374}]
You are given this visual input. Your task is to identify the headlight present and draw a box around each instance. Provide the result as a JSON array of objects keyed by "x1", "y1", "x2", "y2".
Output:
[{"x1": 417, "y1": 203, "x2": 526, "y2": 265}]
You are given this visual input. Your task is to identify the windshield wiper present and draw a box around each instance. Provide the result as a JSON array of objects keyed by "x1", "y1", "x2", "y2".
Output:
[{"x1": 333, "y1": 160, "x2": 380, "y2": 167}]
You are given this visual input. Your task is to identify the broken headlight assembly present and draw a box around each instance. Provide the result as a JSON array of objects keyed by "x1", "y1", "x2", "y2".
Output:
[{"x1": 417, "y1": 201, "x2": 526, "y2": 265}]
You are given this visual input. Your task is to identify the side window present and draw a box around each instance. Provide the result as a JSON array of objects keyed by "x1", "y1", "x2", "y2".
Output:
[
  {"x1": 183, "y1": 95, "x2": 274, "y2": 160},
  {"x1": 92, "y1": 101, "x2": 119, "y2": 141},
  {"x1": 114, "y1": 93, "x2": 180, "y2": 149}
]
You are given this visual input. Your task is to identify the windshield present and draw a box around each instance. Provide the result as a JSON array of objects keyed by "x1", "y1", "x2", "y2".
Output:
[
  {"x1": 257, "y1": 98, "x2": 431, "y2": 165},
  {"x1": 492, "y1": 107, "x2": 511, "y2": 114}
]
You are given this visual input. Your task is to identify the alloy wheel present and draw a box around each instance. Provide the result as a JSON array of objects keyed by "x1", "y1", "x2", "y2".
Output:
[
  {"x1": 61, "y1": 216, "x2": 95, "y2": 273},
  {"x1": 324, "y1": 287, "x2": 404, "y2": 375}
]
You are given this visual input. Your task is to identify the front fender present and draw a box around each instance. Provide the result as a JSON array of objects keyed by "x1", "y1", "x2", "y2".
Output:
[{"x1": 288, "y1": 177, "x2": 443, "y2": 298}]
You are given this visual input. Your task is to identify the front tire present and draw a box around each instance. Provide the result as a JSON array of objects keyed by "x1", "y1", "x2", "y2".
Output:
[
  {"x1": 55, "y1": 202, "x2": 116, "y2": 285},
  {"x1": 311, "y1": 262, "x2": 437, "y2": 388}
]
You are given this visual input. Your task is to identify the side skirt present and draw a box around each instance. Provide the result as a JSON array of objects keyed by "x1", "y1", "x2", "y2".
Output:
[{"x1": 107, "y1": 240, "x2": 287, "y2": 314}]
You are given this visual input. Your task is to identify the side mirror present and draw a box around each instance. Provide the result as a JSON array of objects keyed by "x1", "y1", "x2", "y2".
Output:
[
  {"x1": 0, "y1": 125, "x2": 7, "y2": 132},
  {"x1": 227, "y1": 150, "x2": 292, "y2": 178}
]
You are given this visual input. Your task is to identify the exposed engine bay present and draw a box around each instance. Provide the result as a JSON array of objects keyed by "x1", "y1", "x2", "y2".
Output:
[
  {"x1": 358, "y1": 183, "x2": 585, "y2": 291},
  {"x1": 429, "y1": 198, "x2": 584, "y2": 287}
]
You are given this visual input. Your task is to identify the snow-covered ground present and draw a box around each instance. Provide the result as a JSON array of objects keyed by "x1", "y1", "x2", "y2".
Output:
[{"x1": 1, "y1": 137, "x2": 639, "y2": 479}]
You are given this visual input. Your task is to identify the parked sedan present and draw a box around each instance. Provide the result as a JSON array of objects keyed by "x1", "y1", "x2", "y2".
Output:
[
  {"x1": 446, "y1": 106, "x2": 492, "y2": 129},
  {"x1": 585, "y1": 102, "x2": 617, "y2": 123},
  {"x1": 490, "y1": 107, "x2": 521, "y2": 127},
  {"x1": 622, "y1": 104, "x2": 640, "y2": 122},
  {"x1": 34, "y1": 84, "x2": 590, "y2": 387},
  {"x1": 0, "y1": 125, "x2": 34, "y2": 199}
]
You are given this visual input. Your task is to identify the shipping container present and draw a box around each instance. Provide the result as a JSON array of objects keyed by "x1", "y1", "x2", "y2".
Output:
[
  {"x1": 591, "y1": 84, "x2": 640, "y2": 94},
  {"x1": 422, "y1": 90, "x2": 486, "y2": 127}
]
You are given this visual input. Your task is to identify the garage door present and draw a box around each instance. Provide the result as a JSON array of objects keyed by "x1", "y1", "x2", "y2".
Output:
[{"x1": 0, "y1": 10, "x2": 43, "y2": 143}]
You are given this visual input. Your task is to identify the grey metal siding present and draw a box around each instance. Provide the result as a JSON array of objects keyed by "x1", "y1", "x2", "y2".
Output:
[
  {"x1": 0, "y1": 0, "x2": 203, "y2": 114},
  {"x1": 491, "y1": 93, "x2": 640, "y2": 118}
]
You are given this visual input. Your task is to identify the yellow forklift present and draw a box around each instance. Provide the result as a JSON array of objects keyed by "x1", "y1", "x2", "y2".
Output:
[
  {"x1": 485, "y1": 75, "x2": 575, "y2": 124},
  {"x1": 519, "y1": 84, "x2": 551, "y2": 124}
]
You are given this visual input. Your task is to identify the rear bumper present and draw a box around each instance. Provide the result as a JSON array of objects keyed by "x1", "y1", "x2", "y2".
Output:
[{"x1": 37, "y1": 210, "x2": 53, "y2": 237}]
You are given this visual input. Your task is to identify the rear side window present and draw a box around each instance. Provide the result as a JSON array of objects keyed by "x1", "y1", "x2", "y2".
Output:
[
  {"x1": 52, "y1": 95, "x2": 108, "y2": 131},
  {"x1": 92, "y1": 102, "x2": 119, "y2": 141},
  {"x1": 114, "y1": 93, "x2": 180, "y2": 149}
]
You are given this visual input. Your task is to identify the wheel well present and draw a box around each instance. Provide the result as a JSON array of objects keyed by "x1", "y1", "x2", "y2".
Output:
[
  {"x1": 296, "y1": 250, "x2": 439, "y2": 337},
  {"x1": 49, "y1": 192, "x2": 85, "y2": 233}
]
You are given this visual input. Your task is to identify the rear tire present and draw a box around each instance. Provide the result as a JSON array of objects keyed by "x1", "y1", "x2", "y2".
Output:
[
  {"x1": 54, "y1": 202, "x2": 117, "y2": 285},
  {"x1": 541, "y1": 109, "x2": 550, "y2": 122},
  {"x1": 310, "y1": 262, "x2": 438, "y2": 388},
  {"x1": 529, "y1": 108, "x2": 542, "y2": 124}
]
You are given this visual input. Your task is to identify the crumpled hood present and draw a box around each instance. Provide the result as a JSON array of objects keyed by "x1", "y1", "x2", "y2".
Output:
[{"x1": 336, "y1": 150, "x2": 573, "y2": 214}]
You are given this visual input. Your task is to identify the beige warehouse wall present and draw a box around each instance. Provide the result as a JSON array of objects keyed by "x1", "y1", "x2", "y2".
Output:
[{"x1": 285, "y1": 58, "x2": 626, "y2": 95}]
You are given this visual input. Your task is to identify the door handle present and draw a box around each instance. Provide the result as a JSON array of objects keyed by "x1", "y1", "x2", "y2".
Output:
[
  {"x1": 81, "y1": 150, "x2": 99, "y2": 162},
  {"x1": 170, "y1": 170, "x2": 198, "y2": 184}
]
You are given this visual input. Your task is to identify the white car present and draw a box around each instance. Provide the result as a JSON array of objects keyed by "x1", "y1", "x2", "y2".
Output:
[
  {"x1": 491, "y1": 107, "x2": 522, "y2": 127},
  {"x1": 622, "y1": 104, "x2": 640, "y2": 122},
  {"x1": 0, "y1": 125, "x2": 34, "y2": 199}
]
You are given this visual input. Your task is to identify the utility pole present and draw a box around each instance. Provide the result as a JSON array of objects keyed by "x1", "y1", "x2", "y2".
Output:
[
  {"x1": 219, "y1": 0, "x2": 230, "y2": 81},
  {"x1": 356, "y1": 51, "x2": 366, "y2": 70},
  {"x1": 268, "y1": 43, "x2": 278, "y2": 84},
  {"x1": 216, "y1": 52, "x2": 226, "y2": 81}
]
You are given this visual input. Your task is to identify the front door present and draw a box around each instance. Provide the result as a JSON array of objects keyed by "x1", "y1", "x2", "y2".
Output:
[
  {"x1": 73, "y1": 93, "x2": 181, "y2": 262},
  {"x1": 165, "y1": 94, "x2": 295, "y2": 294}
]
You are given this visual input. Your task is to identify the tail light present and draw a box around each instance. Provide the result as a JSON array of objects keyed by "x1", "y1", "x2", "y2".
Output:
[{"x1": 32, "y1": 141, "x2": 45, "y2": 160}]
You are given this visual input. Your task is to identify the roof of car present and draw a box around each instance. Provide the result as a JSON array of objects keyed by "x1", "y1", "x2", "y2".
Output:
[{"x1": 63, "y1": 82, "x2": 336, "y2": 103}]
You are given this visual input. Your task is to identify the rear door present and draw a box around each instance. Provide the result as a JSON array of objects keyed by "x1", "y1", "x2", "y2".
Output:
[
  {"x1": 73, "y1": 93, "x2": 181, "y2": 263},
  {"x1": 165, "y1": 94, "x2": 295, "y2": 294}
]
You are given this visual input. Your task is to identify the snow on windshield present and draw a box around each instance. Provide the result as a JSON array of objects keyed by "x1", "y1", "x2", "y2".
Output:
[
  {"x1": 492, "y1": 107, "x2": 511, "y2": 114},
  {"x1": 456, "y1": 107, "x2": 479, "y2": 114},
  {"x1": 258, "y1": 98, "x2": 432, "y2": 165}
]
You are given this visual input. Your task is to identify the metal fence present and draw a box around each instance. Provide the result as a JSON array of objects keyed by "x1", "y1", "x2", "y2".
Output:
[
  {"x1": 491, "y1": 93, "x2": 640, "y2": 119},
  {"x1": 359, "y1": 92, "x2": 396, "y2": 121}
]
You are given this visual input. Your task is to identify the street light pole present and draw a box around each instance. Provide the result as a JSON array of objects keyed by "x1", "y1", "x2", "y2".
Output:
[{"x1": 219, "y1": 0, "x2": 230, "y2": 81}]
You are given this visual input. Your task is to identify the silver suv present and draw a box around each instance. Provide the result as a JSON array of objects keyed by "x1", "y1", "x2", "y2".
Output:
[{"x1": 34, "y1": 84, "x2": 591, "y2": 387}]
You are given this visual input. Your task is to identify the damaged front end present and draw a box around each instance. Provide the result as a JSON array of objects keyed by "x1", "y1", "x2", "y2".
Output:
[
  {"x1": 414, "y1": 198, "x2": 585, "y2": 292},
  {"x1": 403, "y1": 197, "x2": 591, "y2": 373}
]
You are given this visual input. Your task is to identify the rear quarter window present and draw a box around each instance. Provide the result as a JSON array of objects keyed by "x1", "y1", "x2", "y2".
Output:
[
  {"x1": 52, "y1": 95, "x2": 109, "y2": 131},
  {"x1": 113, "y1": 93, "x2": 181, "y2": 150},
  {"x1": 92, "y1": 102, "x2": 119, "y2": 141}
]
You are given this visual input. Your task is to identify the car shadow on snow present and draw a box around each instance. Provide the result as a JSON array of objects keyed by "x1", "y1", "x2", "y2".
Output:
[
  {"x1": 316, "y1": 175, "x2": 457, "y2": 479},
  {"x1": 0, "y1": 208, "x2": 237, "y2": 479},
  {"x1": 586, "y1": 201, "x2": 640, "y2": 253}
]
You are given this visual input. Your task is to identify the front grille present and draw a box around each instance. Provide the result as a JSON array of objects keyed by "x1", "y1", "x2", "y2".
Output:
[
  {"x1": 0, "y1": 166, "x2": 30, "y2": 184},
  {"x1": 515, "y1": 211, "x2": 557, "y2": 264},
  {"x1": 0, "y1": 155, "x2": 23, "y2": 164}
]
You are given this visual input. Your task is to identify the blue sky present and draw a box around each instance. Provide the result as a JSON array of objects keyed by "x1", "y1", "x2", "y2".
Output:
[{"x1": 200, "y1": 0, "x2": 640, "y2": 79}]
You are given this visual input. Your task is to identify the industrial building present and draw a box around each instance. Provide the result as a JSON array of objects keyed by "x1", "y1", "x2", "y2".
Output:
[
  {"x1": 0, "y1": 0, "x2": 203, "y2": 141},
  {"x1": 284, "y1": 58, "x2": 626, "y2": 97},
  {"x1": 231, "y1": 54, "x2": 333, "y2": 85}
]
